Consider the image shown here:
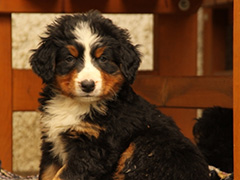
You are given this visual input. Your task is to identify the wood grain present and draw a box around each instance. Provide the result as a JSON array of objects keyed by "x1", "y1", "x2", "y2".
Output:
[
  {"x1": 133, "y1": 75, "x2": 232, "y2": 108},
  {"x1": 155, "y1": 13, "x2": 198, "y2": 76},
  {"x1": 203, "y1": 0, "x2": 233, "y2": 6},
  {"x1": 0, "y1": 0, "x2": 63, "y2": 12},
  {"x1": 0, "y1": 14, "x2": 12, "y2": 171},
  {"x1": 233, "y1": 0, "x2": 240, "y2": 178},
  {"x1": 0, "y1": 0, "x2": 202, "y2": 14},
  {"x1": 13, "y1": 70, "x2": 42, "y2": 111}
]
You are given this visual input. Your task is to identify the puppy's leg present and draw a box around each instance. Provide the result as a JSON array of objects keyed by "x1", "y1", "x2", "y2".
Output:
[
  {"x1": 53, "y1": 165, "x2": 66, "y2": 180},
  {"x1": 39, "y1": 141, "x2": 62, "y2": 180},
  {"x1": 113, "y1": 143, "x2": 135, "y2": 180},
  {"x1": 41, "y1": 164, "x2": 61, "y2": 180},
  {"x1": 114, "y1": 135, "x2": 210, "y2": 180}
]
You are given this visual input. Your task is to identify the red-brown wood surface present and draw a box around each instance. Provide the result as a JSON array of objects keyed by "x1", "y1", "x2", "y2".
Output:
[
  {"x1": 203, "y1": 6, "x2": 233, "y2": 75},
  {"x1": 0, "y1": 14, "x2": 12, "y2": 171},
  {"x1": 233, "y1": 0, "x2": 240, "y2": 178},
  {"x1": 155, "y1": 13, "x2": 198, "y2": 76},
  {"x1": 13, "y1": 70, "x2": 42, "y2": 111},
  {"x1": 203, "y1": 0, "x2": 233, "y2": 6},
  {"x1": 64, "y1": 0, "x2": 202, "y2": 14},
  {"x1": 0, "y1": 0, "x2": 202, "y2": 14},
  {"x1": 0, "y1": 0, "x2": 63, "y2": 12},
  {"x1": 133, "y1": 75, "x2": 232, "y2": 108}
]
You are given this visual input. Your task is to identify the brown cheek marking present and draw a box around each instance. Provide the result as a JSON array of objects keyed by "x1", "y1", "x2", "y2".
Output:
[
  {"x1": 69, "y1": 122, "x2": 106, "y2": 139},
  {"x1": 95, "y1": 46, "x2": 106, "y2": 58},
  {"x1": 66, "y1": 45, "x2": 79, "y2": 57},
  {"x1": 113, "y1": 143, "x2": 135, "y2": 180},
  {"x1": 56, "y1": 70, "x2": 78, "y2": 96},
  {"x1": 41, "y1": 164, "x2": 61, "y2": 180},
  {"x1": 101, "y1": 71, "x2": 124, "y2": 98}
]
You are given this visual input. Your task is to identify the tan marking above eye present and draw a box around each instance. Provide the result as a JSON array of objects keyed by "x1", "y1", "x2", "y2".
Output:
[
  {"x1": 95, "y1": 47, "x2": 106, "y2": 58},
  {"x1": 66, "y1": 45, "x2": 79, "y2": 58}
]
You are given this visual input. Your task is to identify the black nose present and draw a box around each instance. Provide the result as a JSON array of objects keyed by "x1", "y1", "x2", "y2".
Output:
[{"x1": 80, "y1": 80, "x2": 95, "y2": 93}]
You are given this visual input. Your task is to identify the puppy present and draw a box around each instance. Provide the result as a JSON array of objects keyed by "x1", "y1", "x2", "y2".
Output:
[
  {"x1": 30, "y1": 11, "x2": 210, "y2": 180},
  {"x1": 193, "y1": 107, "x2": 233, "y2": 173}
]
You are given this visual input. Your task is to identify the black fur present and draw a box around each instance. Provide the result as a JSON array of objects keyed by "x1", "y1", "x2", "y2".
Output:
[
  {"x1": 193, "y1": 107, "x2": 233, "y2": 173},
  {"x1": 30, "y1": 11, "x2": 210, "y2": 180},
  {"x1": 30, "y1": 11, "x2": 140, "y2": 84}
]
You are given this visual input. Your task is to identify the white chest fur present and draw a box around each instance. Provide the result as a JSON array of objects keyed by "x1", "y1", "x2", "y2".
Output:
[{"x1": 41, "y1": 95, "x2": 94, "y2": 163}]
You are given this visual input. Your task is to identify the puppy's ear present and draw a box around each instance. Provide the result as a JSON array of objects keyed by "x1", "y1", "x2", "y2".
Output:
[
  {"x1": 120, "y1": 44, "x2": 141, "y2": 84},
  {"x1": 30, "y1": 39, "x2": 56, "y2": 83}
]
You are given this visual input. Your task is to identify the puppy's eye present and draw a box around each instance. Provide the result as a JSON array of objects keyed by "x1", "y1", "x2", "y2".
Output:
[
  {"x1": 65, "y1": 56, "x2": 75, "y2": 63},
  {"x1": 98, "y1": 56, "x2": 108, "y2": 63}
]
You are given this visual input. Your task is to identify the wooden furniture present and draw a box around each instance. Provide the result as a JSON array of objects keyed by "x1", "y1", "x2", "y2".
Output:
[
  {"x1": 233, "y1": 0, "x2": 240, "y2": 177},
  {"x1": 0, "y1": 0, "x2": 236, "y2": 177}
]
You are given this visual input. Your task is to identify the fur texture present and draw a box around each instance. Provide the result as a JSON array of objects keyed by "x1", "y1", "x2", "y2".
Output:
[
  {"x1": 193, "y1": 107, "x2": 233, "y2": 173},
  {"x1": 30, "y1": 11, "x2": 210, "y2": 180}
]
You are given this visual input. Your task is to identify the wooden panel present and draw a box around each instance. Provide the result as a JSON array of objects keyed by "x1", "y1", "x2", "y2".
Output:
[
  {"x1": 13, "y1": 70, "x2": 42, "y2": 111},
  {"x1": 203, "y1": 7, "x2": 233, "y2": 75},
  {"x1": 64, "y1": 0, "x2": 202, "y2": 14},
  {"x1": 13, "y1": 70, "x2": 232, "y2": 110},
  {"x1": 0, "y1": 0, "x2": 63, "y2": 12},
  {"x1": 133, "y1": 75, "x2": 232, "y2": 108},
  {"x1": 156, "y1": 13, "x2": 198, "y2": 76},
  {"x1": 0, "y1": 0, "x2": 202, "y2": 13},
  {"x1": 0, "y1": 14, "x2": 12, "y2": 171},
  {"x1": 203, "y1": 0, "x2": 233, "y2": 6},
  {"x1": 233, "y1": 0, "x2": 240, "y2": 178}
]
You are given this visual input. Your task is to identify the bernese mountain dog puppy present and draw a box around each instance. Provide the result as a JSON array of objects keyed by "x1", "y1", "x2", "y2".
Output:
[
  {"x1": 30, "y1": 11, "x2": 210, "y2": 180},
  {"x1": 193, "y1": 107, "x2": 233, "y2": 173}
]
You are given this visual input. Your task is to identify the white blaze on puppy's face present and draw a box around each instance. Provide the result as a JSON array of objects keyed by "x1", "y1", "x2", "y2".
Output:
[
  {"x1": 55, "y1": 21, "x2": 124, "y2": 102},
  {"x1": 73, "y1": 22, "x2": 103, "y2": 100}
]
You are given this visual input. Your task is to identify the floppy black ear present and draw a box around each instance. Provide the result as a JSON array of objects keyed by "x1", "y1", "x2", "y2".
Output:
[
  {"x1": 119, "y1": 44, "x2": 141, "y2": 84},
  {"x1": 30, "y1": 39, "x2": 57, "y2": 83}
]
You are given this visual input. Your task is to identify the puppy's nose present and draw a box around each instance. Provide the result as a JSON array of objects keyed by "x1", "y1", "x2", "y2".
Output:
[{"x1": 80, "y1": 80, "x2": 95, "y2": 93}]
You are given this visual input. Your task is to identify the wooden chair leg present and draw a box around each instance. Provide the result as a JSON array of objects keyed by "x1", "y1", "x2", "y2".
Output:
[{"x1": 0, "y1": 14, "x2": 13, "y2": 171}]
